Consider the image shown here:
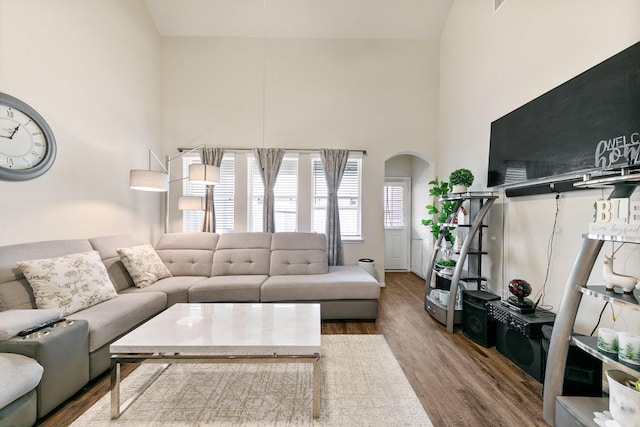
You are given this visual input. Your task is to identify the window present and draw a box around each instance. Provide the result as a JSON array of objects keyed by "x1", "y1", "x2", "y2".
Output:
[
  {"x1": 311, "y1": 155, "x2": 362, "y2": 240},
  {"x1": 181, "y1": 151, "x2": 364, "y2": 238},
  {"x1": 247, "y1": 154, "x2": 298, "y2": 232},
  {"x1": 384, "y1": 183, "x2": 405, "y2": 228},
  {"x1": 182, "y1": 154, "x2": 235, "y2": 233}
]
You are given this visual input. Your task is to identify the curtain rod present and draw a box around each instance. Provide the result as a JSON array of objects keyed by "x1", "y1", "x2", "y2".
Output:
[{"x1": 177, "y1": 146, "x2": 367, "y2": 155}]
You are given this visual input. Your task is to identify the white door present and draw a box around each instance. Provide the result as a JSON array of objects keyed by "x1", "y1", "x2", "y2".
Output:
[{"x1": 384, "y1": 178, "x2": 410, "y2": 270}]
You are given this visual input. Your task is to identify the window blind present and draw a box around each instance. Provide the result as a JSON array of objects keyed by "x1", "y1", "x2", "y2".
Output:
[
  {"x1": 384, "y1": 185, "x2": 405, "y2": 227},
  {"x1": 247, "y1": 154, "x2": 298, "y2": 232},
  {"x1": 311, "y1": 156, "x2": 362, "y2": 239},
  {"x1": 182, "y1": 154, "x2": 235, "y2": 233}
]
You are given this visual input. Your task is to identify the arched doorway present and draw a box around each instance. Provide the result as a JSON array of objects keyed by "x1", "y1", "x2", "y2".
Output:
[{"x1": 384, "y1": 153, "x2": 431, "y2": 277}]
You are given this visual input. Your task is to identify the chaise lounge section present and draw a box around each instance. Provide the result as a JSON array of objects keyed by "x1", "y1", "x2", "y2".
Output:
[{"x1": 261, "y1": 232, "x2": 380, "y2": 319}]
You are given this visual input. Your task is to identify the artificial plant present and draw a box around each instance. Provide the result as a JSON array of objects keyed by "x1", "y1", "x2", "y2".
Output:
[
  {"x1": 449, "y1": 168, "x2": 474, "y2": 187},
  {"x1": 421, "y1": 177, "x2": 457, "y2": 244},
  {"x1": 435, "y1": 258, "x2": 457, "y2": 267}
]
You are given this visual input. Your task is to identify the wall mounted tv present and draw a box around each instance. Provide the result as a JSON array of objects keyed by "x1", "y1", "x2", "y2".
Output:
[{"x1": 488, "y1": 41, "x2": 639, "y2": 197}]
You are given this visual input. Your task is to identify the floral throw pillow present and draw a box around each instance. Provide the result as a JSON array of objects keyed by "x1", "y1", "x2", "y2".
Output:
[
  {"x1": 117, "y1": 244, "x2": 172, "y2": 288},
  {"x1": 17, "y1": 251, "x2": 118, "y2": 316}
]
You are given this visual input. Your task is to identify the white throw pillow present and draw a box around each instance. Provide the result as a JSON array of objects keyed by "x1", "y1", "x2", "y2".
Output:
[
  {"x1": 17, "y1": 251, "x2": 118, "y2": 316},
  {"x1": 117, "y1": 244, "x2": 172, "y2": 288}
]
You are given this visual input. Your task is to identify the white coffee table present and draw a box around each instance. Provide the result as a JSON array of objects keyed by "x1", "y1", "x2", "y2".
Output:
[{"x1": 109, "y1": 303, "x2": 321, "y2": 419}]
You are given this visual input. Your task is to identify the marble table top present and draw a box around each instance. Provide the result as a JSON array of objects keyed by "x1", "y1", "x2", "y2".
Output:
[{"x1": 110, "y1": 303, "x2": 321, "y2": 355}]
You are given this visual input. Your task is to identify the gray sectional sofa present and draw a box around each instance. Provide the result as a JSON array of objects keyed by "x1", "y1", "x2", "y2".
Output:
[{"x1": 0, "y1": 231, "x2": 379, "y2": 425}]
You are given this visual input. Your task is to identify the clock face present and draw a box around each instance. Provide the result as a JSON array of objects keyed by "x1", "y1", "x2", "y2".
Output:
[{"x1": 0, "y1": 93, "x2": 56, "y2": 181}]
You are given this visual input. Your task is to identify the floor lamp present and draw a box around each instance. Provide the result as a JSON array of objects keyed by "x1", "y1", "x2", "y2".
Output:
[
  {"x1": 178, "y1": 196, "x2": 206, "y2": 231},
  {"x1": 129, "y1": 145, "x2": 219, "y2": 232}
]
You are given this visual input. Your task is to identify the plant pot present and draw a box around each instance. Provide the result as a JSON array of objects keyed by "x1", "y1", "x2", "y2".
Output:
[
  {"x1": 441, "y1": 266, "x2": 454, "y2": 275},
  {"x1": 606, "y1": 370, "x2": 640, "y2": 427},
  {"x1": 452, "y1": 184, "x2": 467, "y2": 193},
  {"x1": 438, "y1": 290, "x2": 450, "y2": 305}
]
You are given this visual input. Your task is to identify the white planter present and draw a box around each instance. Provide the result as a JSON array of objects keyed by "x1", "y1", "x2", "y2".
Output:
[
  {"x1": 441, "y1": 266, "x2": 454, "y2": 275},
  {"x1": 452, "y1": 184, "x2": 467, "y2": 193},
  {"x1": 438, "y1": 290, "x2": 450, "y2": 306},
  {"x1": 607, "y1": 369, "x2": 640, "y2": 427}
]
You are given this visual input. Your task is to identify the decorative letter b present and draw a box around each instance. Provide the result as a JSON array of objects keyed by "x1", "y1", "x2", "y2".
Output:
[{"x1": 596, "y1": 200, "x2": 612, "y2": 223}]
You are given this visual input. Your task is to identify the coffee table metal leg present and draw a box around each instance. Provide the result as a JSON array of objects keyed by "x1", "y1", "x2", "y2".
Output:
[
  {"x1": 110, "y1": 360, "x2": 121, "y2": 419},
  {"x1": 313, "y1": 356, "x2": 320, "y2": 419},
  {"x1": 110, "y1": 357, "x2": 170, "y2": 419}
]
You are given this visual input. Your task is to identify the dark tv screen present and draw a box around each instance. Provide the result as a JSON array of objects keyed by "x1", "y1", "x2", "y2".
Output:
[{"x1": 488, "y1": 41, "x2": 640, "y2": 188}]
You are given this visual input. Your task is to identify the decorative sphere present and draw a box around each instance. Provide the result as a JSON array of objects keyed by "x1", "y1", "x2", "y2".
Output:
[{"x1": 509, "y1": 279, "x2": 532, "y2": 299}]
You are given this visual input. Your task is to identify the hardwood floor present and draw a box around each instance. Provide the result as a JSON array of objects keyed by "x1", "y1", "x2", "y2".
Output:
[{"x1": 37, "y1": 272, "x2": 548, "y2": 426}]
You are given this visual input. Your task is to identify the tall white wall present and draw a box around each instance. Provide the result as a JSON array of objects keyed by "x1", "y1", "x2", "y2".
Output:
[
  {"x1": 440, "y1": 0, "x2": 640, "y2": 333},
  {"x1": 0, "y1": 0, "x2": 162, "y2": 245},
  {"x1": 161, "y1": 37, "x2": 440, "y2": 279}
]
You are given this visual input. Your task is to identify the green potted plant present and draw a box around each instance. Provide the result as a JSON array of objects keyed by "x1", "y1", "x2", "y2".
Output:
[
  {"x1": 435, "y1": 258, "x2": 456, "y2": 275},
  {"x1": 421, "y1": 177, "x2": 456, "y2": 245},
  {"x1": 449, "y1": 168, "x2": 474, "y2": 193},
  {"x1": 435, "y1": 258, "x2": 456, "y2": 267}
]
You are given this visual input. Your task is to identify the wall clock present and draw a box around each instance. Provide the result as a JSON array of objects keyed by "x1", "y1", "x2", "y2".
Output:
[{"x1": 0, "y1": 92, "x2": 56, "y2": 181}]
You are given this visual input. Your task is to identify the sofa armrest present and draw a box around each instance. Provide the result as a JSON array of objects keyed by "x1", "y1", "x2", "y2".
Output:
[
  {"x1": 0, "y1": 309, "x2": 61, "y2": 341},
  {"x1": 0, "y1": 320, "x2": 89, "y2": 418}
]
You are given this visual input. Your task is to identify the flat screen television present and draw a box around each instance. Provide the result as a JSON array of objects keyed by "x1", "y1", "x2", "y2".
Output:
[{"x1": 488, "y1": 41, "x2": 640, "y2": 196}]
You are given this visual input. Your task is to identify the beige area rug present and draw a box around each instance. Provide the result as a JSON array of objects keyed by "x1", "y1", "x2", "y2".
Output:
[{"x1": 71, "y1": 335, "x2": 432, "y2": 426}]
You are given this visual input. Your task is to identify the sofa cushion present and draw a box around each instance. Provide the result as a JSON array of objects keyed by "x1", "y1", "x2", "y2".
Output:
[
  {"x1": 17, "y1": 251, "x2": 118, "y2": 316},
  {"x1": 0, "y1": 353, "x2": 43, "y2": 409},
  {"x1": 0, "y1": 389, "x2": 38, "y2": 427},
  {"x1": 0, "y1": 239, "x2": 93, "y2": 311},
  {"x1": 120, "y1": 276, "x2": 207, "y2": 307},
  {"x1": 66, "y1": 292, "x2": 166, "y2": 352},
  {"x1": 0, "y1": 309, "x2": 61, "y2": 341},
  {"x1": 261, "y1": 266, "x2": 381, "y2": 301},
  {"x1": 89, "y1": 234, "x2": 147, "y2": 292},
  {"x1": 117, "y1": 244, "x2": 172, "y2": 288},
  {"x1": 188, "y1": 275, "x2": 266, "y2": 302},
  {"x1": 155, "y1": 232, "x2": 218, "y2": 277},
  {"x1": 212, "y1": 232, "x2": 272, "y2": 276},
  {"x1": 270, "y1": 232, "x2": 328, "y2": 275}
]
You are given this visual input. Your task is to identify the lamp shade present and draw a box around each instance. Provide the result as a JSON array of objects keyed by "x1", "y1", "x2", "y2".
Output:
[
  {"x1": 178, "y1": 196, "x2": 205, "y2": 210},
  {"x1": 129, "y1": 170, "x2": 168, "y2": 192},
  {"x1": 189, "y1": 164, "x2": 219, "y2": 185}
]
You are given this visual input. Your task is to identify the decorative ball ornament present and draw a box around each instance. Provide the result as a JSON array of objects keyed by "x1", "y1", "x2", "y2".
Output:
[
  {"x1": 509, "y1": 279, "x2": 532, "y2": 299},
  {"x1": 507, "y1": 279, "x2": 535, "y2": 311}
]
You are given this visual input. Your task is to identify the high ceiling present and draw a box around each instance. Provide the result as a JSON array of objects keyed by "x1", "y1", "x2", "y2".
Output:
[{"x1": 144, "y1": 0, "x2": 453, "y2": 39}]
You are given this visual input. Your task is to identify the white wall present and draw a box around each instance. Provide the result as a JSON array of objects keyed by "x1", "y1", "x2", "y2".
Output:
[
  {"x1": 439, "y1": 0, "x2": 640, "y2": 333},
  {"x1": 0, "y1": 0, "x2": 162, "y2": 245},
  {"x1": 0, "y1": 3, "x2": 440, "y2": 282},
  {"x1": 161, "y1": 37, "x2": 440, "y2": 280},
  {"x1": 411, "y1": 156, "x2": 434, "y2": 276}
]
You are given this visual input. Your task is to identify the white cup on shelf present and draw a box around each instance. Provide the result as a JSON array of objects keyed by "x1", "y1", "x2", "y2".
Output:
[
  {"x1": 597, "y1": 328, "x2": 619, "y2": 354},
  {"x1": 618, "y1": 332, "x2": 640, "y2": 365},
  {"x1": 439, "y1": 290, "x2": 450, "y2": 306}
]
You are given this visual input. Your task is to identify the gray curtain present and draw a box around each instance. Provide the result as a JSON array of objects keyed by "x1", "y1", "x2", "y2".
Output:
[
  {"x1": 200, "y1": 147, "x2": 224, "y2": 232},
  {"x1": 320, "y1": 148, "x2": 349, "y2": 266},
  {"x1": 253, "y1": 147, "x2": 285, "y2": 233}
]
